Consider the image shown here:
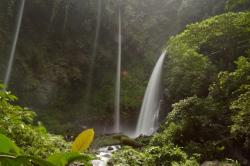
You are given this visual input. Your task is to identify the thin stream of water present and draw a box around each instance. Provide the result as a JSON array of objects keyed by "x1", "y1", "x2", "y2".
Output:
[
  {"x1": 4, "y1": 0, "x2": 26, "y2": 90},
  {"x1": 114, "y1": 1, "x2": 122, "y2": 133},
  {"x1": 83, "y1": 0, "x2": 102, "y2": 111}
]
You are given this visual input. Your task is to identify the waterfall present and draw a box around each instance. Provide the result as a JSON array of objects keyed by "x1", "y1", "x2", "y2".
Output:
[
  {"x1": 83, "y1": 0, "x2": 102, "y2": 111},
  {"x1": 114, "y1": 1, "x2": 122, "y2": 133},
  {"x1": 4, "y1": 0, "x2": 26, "y2": 90},
  {"x1": 135, "y1": 51, "x2": 166, "y2": 136}
]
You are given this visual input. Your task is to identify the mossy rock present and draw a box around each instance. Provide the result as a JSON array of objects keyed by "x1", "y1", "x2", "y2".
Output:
[
  {"x1": 113, "y1": 135, "x2": 143, "y2": 148},
  {"x1": 91, "y1": 134, "x2": 121, "y2": 150},
  {"x1": 91, "y1": 134, "x2": 143, "y2": 151}
]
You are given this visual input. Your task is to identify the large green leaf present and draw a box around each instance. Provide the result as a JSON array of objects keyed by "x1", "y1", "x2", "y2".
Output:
[
  {"x1": 47, "y1": 152, "x2": 93, "y2": 166},
  {"x1": 0, "y1": 134, "x2": 20, "y2": 155},
  {"x1": 0, "y1": 154, "x2": 55, "y2": 166},
  {"x1": 17, "y1": 155, "x2": 56, "y2": 166},
  {"x1": 0, "y1": 154, "x2": 22, "y2": 166}
]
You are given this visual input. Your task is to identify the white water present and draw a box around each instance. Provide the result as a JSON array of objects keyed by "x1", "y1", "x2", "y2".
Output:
[
  {"x1": 4, "y1": 0, "x2": 26, "y2": 90},
  {"x1": 135, "y1": 51, "x2": 166, "y2": 136},
  {"x1": 83, "y1": 0, "x2": 102, "y2": 111},
  {"x1": 114, "y1": 2, "x2": 122, "y2": 133},
  {"x1": 92, "y1": 145, "x2": 121, "y2": 166}
]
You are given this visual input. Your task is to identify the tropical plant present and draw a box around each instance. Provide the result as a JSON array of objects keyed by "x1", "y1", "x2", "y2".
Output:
[
  {"x1": 71, "y1": 128, "x2": 95, "y2": 152},
  {"x1": 111, "y1": 146, "x2": 154, "y2": 166},
  {"x1": 0, "y1": 84, "x2": 70, "y2": 158},
  {"x1": 164, "y1": 11, "x2": 250, "y2": 105},
  {"x1": 0, "y1": 86, "x2": 95, "y2": 165},
  {"x1": 145, "y1": 145, "x2": 199, "y2": 166},
  {"x1": 0, "y1": 132, "x2": 94, "y2": 166},
  {"x1": 150, "y1": 56, "x2": 250, "y2": 164}
]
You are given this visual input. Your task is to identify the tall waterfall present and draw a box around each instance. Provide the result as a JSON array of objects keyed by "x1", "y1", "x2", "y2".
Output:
[
  {"x1": 135, "y1": 51, "x2": 166, "y2": 136},
  {"x1": 83, "y1": 0, "x2": 102, "y2": 111},
  {"x1": 4, "y1": 0, "x2": 26, "y2": 90},
  {"x1": 114, "y1": 2, "x2": 122, "y2": 133}
]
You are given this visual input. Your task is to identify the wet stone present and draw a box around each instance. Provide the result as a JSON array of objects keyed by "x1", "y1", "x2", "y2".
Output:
[{"x1": 107, "y1": 146, "x2": 114, "y2": 151}]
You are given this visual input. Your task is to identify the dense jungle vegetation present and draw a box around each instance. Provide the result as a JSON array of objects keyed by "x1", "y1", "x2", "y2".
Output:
[
  {"x1": 0, "y1": 0, "x2": 227, "y2": 135},
  {"x1": 0, "y1": 0, "x2": 250, "y2": 165}
]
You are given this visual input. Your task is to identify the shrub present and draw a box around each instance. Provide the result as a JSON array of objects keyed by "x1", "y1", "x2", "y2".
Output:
[
  {"x1": 145, "y1": 145, "x2": 199, "y2": 166},
  {"x1": 111, "y1": 146, "x2": 154, "y2": 166},
  {"x1": 0, "y1": 85, "x2": 70, "y2": 158}
]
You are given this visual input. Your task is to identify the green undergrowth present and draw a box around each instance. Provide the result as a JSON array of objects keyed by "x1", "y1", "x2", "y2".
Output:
[{"x1": 111, "y1": 10, "x2": 250, "y2": 166}]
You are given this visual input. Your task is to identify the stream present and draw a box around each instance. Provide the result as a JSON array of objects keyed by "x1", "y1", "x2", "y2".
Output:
[{"x1": 91, "y1": 145, "x2": 121, "y2": 166}]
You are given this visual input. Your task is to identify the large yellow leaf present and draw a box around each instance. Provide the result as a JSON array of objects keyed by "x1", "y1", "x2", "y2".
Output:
[{"x1": 71, "y1": 128, "x2": 94, "y2": 152}]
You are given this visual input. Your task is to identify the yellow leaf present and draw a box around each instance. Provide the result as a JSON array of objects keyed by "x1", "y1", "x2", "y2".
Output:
[{"x1": 71, "y1": 128, "x2": 94, "y2": 152}]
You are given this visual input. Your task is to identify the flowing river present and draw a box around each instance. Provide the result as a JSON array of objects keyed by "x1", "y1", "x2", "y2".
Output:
[{"x1": 92, "y1": 145, "x2": 121, "y2": 166}]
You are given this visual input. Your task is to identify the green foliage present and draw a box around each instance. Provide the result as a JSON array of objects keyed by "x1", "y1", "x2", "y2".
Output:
[
  {"x1": 121, "y1": 74, "x2": 145, "y2": 110},
  {"x1": 111, "y1": 146, "x2": 154, "y2": 166},
  {"x1": 145, "y1": 145, "x2": 199, "y2": 166},
  {"x1": 0, "y1": 151, "x2": 92, "y2": 166},
  {"x1": 0, "y1": 133, "x2": 93, "y2": 166},
  {"x1": 0, "y1": 134, "x2": 54, "y2": 166},
  {"x1": 47, "y1": 152, "x2": 93, "y2": 166},
  {"x1": 150, "y1": 96, "x2": 228, "y2": 161},
  {"x1": 153, "y1": 56, "x2": 250, "y2": 164},
  {"x1": 0, "y1": 0, "x2": 227, "y2": 134},
  {"x1": 111, "y1": 145, "x2": 199, "y2": 166},
  {"x1": 225, "y1": 0, "x2": 250, "y2": 11},
  {"x1": 152, "y1": 96, "x2": 224, "y2": 144},
  {"x1": 209, "y1": 56, "x2": 250, "y2": 101},
  {"x1": 0, "y1": 154, "x2": 55, "y2": 166},
  {"x1": 113, "y1": 11, "x2": 250, "y2": 165},
  {"x1": 97, "y1": 4, "x2": 250, "y2": 166},
  {"x1": 0, "y1": 85, "x2": 70, "y2": 158},
  {"x1": 165, "y1": 11, "x2": 250, "y2": 103},
  {"x1": 150, "y1": 122, "x2": 182, "y2": 146},
  {"x1": 0, "y1": 134, "x2": 21, "y2": 155},
  {"x1": 0, "y1": 89, "x2": 94, "y2": 165},
  {"x1": 210, "y1": 56, "x2": 250, "y2": 150},
  {"x1": 230, "y1": 85, "x2": 250, "y2": 142},
  {"x1": 0, "y1": 1, "x2": 250, "y2": 165}
]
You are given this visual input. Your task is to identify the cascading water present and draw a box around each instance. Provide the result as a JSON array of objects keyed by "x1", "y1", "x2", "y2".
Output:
[
  {"x1": 83, "y1": 0, "x2": 102, "y2": 111},
  {"x1": 114, "y1": 1, "x2": 122, "y2": 133},
  {"x1": 135, "y1": 51, "x2": 166, "y2": 136},
  {"x1": 92, "y1": 145, "x2": 121, "y2": 166},
  {"x1": 4, "y1": 0, "x2": 26, "y2": 90}
]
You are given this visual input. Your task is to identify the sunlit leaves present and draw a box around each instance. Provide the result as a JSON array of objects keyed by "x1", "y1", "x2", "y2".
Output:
[
  {"x1": 71, "y1": 129, "x2": 95, "y2": 152},
  {"x1": 165, "y1": 12, "x2": 250, "y2": 104}
]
